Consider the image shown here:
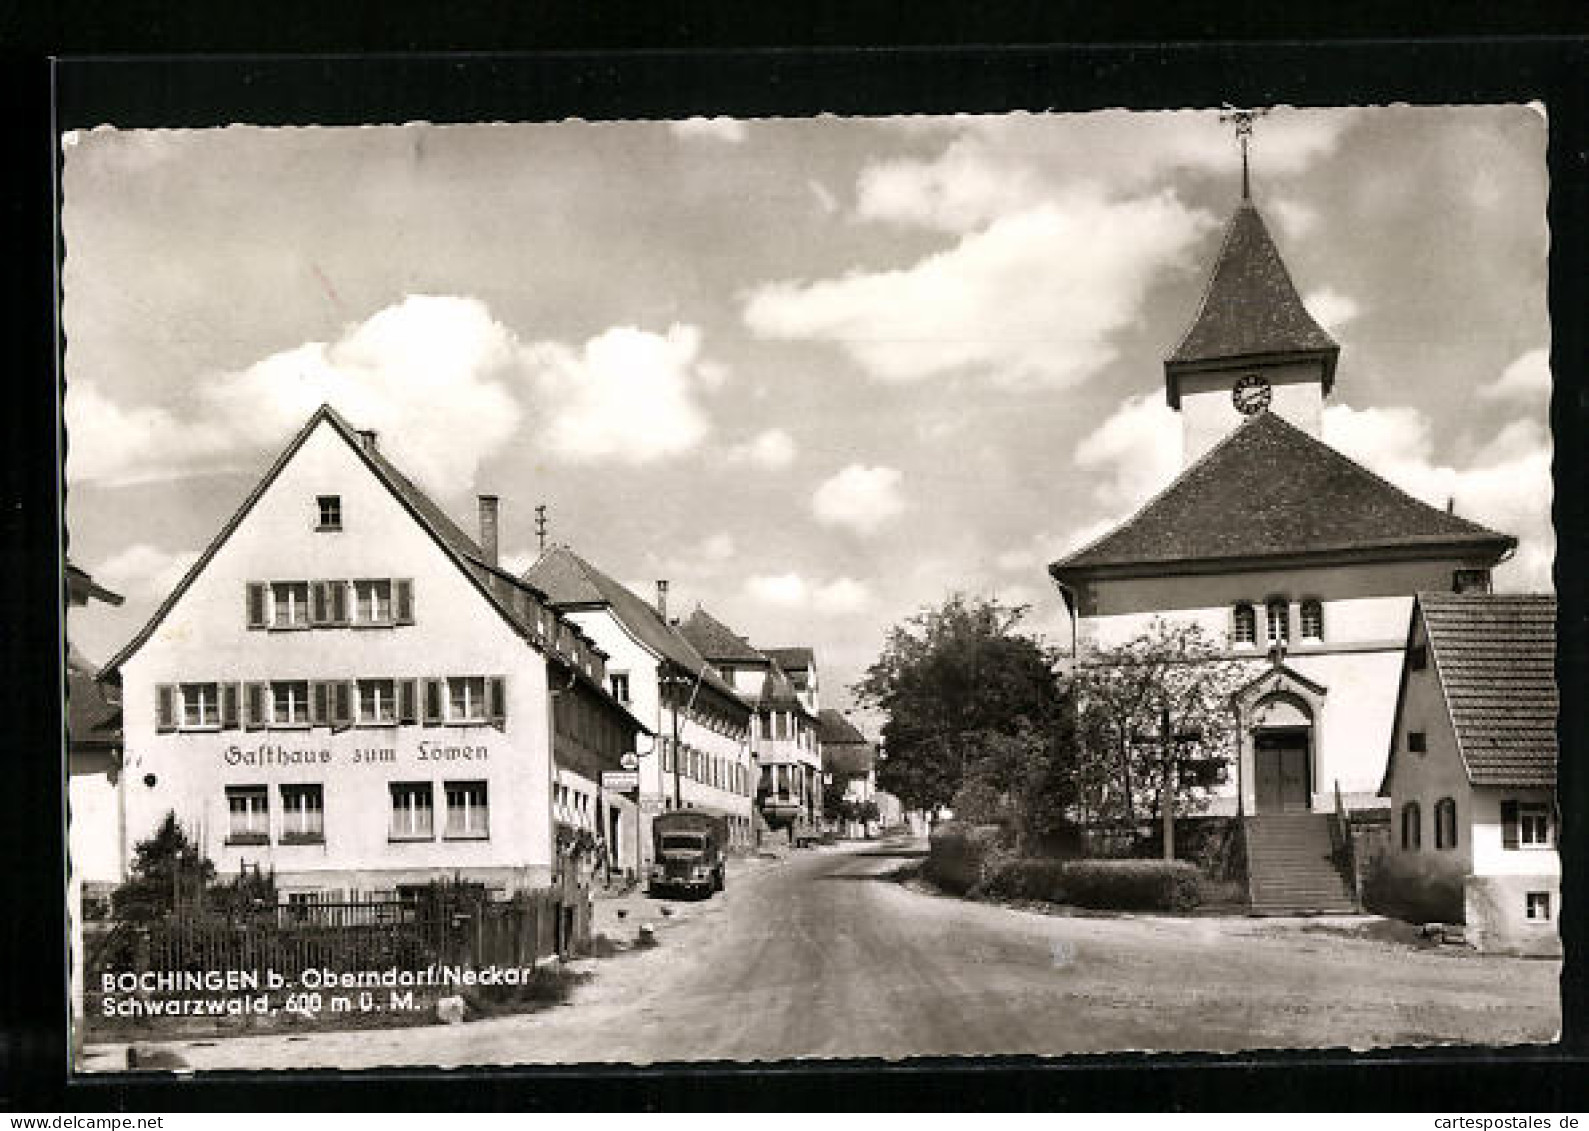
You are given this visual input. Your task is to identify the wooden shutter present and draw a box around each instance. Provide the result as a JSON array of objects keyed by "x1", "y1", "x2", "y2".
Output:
[
  {"x1": 398, "y1": 679, "x2": 419, "y2": 725},
  {"x1": 394, "y1": 579, "x2": 415, "y2": 625},
  {"x1": 329, "y1": 580, "x2": 349, "y2": 626},
  {"x1": 246, "y1": 583, "x2": 268, "y2": 629},
  {"x1": 329, "y1": 681, "x2": 353, "y2": 731},
  {"x1": 311, "y1": 681, "x2": 330, "y2": 726},
  {"x1": 310, "y1": 581, "x2": 331, "y2": 626},
  {"x1": 221, "y1": 682, "x2": 241, "y2": 729},
  {"x1": 155, "y1": 684, "x2": 176, "y2": 732},
  {"x1": 486, "y1": 676, "x2": 506, "y2": 731},
  {"x1": 1501, "y1": 800, "x2": 1520, "y2": 849},
  {"x1": 245, "y1": 682, "x2": 264, "y2": 729},
  {"x1": 424, "y1": 678, "x2": 445, "y2": 725}
]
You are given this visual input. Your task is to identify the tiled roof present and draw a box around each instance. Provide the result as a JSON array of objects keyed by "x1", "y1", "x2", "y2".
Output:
[
  {"x1": 1050, "y1": 411, "x2": 1515, "y2": 578},
  {"x1": 678, "y1": 607, "x2": 768, "y2": 664},
  {"x1": 525, "y1": 547, "x2": 748, "y2": 711},
  {"x1": 67, "y1": 670, "x2": 121, "y2": 751},
  {"x1": 1421, "y1": 592, "x2": 1557, "y2": 787},
  {"x1": 819, "y1": 711, "x2": 874, "y2": 775},
  {"x1": 66, "y1": 562, "x2": 124, "y2": 607},
  {"x1": 759, "y1": 661, "x2": 811, "y2": 715},
  {"x1": 1166, "y1": 201, "x2": 1338, "y2": 386},
  {"x1": 764, "y1": 647, "x2": 814, "y2": 673}
]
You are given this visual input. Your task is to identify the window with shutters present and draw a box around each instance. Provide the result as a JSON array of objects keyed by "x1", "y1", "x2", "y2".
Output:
[
  {"x1": 1299, "y1": 599, "x2": 1324, "y2": 642},
  {"x1": 389, "y1": 782, "x2": 434, "y2": 840},
  {"x1": 226, "y1": 785, "x2": 269, "y2": 844},
  {"x1": 444, "y1": 781, "x2": 489, "y2": 839},
  {"x1": 281, "y1": 784, "x2": 324, "y2": 843},
  {"x1": 358, "y1": 679, "x2": 397, "y2": 724},
  {"x1": 317, "y1": 495, "x2": 342, "y2": 531},
  {"x1": 1526, "y1": 892, "x2": 1551, "y2": 921},
  {"x1": 353, "y1": 579, "x2": 394, "y2": 626},
  {"x1": 1400, "y1": 801, "x2": 1421, "y2": 851},
  {"x1": 271, "y1": 582, "x2": 311, "y2": 629},
  {"x1": 1434, "y1": 797, "x2": 1458, "y2": 850},
  {"x1": 1519, "y1": 802, "x2": 1551, "y2": 847},
  {"x1": 448, "y1": 676, "x2": 487, "y2": 723},
  {"x1": 271, "y1": 681, "x2": 311, "y2": 727},
  {"x1": 179, "y1": 683, "x2": 220, "y2": 729}
]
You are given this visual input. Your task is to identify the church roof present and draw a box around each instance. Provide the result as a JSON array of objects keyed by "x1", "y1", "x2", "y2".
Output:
[
  {"x1": 525, "y1": 547, "x2": 748, "y2": 712},
  {"x1": 1166, "y1": 201, "x2": 1339, "y2": 398},
  {"x1": 1050, "y1": 410, "x2": 1516, "y2": 579},
  {"x1": 1418, "y1": 592, "x2": 1557, "y2": 788}
]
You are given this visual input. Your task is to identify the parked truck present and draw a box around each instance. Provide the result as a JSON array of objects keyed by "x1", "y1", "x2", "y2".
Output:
[{"x1": 648, "y1": 809, "x2": 728, "y2": 898}]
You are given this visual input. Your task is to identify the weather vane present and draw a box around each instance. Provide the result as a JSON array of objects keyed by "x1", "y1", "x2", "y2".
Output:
[{"x1": 1219, "y1": 105, "x2": 1270, "y2": 201}]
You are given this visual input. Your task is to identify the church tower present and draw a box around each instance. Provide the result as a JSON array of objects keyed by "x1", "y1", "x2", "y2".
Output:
[{"x1": 1166, "y1": 145, "x2": 1339, "y2": 465}]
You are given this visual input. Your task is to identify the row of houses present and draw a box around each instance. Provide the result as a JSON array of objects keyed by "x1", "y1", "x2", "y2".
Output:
[{"x1": 67, "y1": 404, "x2": 889, "y2": 917}]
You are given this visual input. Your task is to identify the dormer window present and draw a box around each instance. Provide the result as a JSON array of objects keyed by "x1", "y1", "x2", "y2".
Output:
[
  {"x1": 1232, "y1": 603, "x2": 1256, "y2": 647},
  {"x1": 317, "y1": 495, "x2": 342, "y2": 531}
]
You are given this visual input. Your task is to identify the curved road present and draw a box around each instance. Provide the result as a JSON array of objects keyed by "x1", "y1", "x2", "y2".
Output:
[{"x1": 88, "y1": 838, "x2": 1559, "y2": 1070}]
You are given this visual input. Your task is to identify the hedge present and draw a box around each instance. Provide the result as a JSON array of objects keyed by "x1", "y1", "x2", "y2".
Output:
[
  {"x1": 925, "y1": 822, "x2": 1007, "y2": 895},
  {"x1": 973, "y1": 857, "x2": 1203, "y2": 912}
]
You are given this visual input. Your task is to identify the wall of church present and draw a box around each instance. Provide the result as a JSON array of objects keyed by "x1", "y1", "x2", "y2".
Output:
[{"x1": 1177, "y1": 358, "x2": 1327, "y2": 463}]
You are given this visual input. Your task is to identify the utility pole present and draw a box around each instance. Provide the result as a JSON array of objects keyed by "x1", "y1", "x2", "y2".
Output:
[{"x1": 534, "y1": 504, "x2": 548, "y2": 552}]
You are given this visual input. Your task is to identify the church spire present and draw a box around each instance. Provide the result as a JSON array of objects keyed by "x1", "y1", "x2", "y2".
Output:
[{"x1": 1220, "y1": 106, "x2": 1269, "y2": 202}]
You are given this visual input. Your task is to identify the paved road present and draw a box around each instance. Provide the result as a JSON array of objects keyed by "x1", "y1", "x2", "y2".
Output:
[{"x1": 86, "y1": 838, "x2": 1560, "y2": 1070}]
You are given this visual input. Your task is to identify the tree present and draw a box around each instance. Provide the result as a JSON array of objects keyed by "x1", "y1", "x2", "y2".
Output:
[
  {"x1": 111, "y1": 811, "x2": 215, "y2": 922},
  {"x1": 1073, "y1": 618, "x2": 1248, "y2": 858},
  {"x1": 856, "y1": 594, "x2": 1074, "y2": 849}
]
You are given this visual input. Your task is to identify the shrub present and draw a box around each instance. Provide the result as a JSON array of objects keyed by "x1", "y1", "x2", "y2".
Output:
[
  {"x1": 1060, "y1": 859, "x2": 1202, "y2": 912},
  {"x1": 925, "y1": 822, "x2": 1008, "y2": 895},
  {"x1": 1362, "y1": 850, "x2": 1463, "y2": 924},
  {"x1": 976, "y1": 858, "x2": 1069, "y2": 902}
]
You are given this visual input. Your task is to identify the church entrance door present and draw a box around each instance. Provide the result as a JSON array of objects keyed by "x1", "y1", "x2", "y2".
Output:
[{"x1": 1254, "y1": 729, "x2": 1310, "y2": 813}]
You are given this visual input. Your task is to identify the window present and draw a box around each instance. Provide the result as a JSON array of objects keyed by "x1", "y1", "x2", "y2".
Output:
[
  {"x1": 1526, "y1": 892, "x2": 1552, "y2": 921},
  {"x1": 389, "y1": 782, "x2": 434, "y2": 840},
  {"x1": 1401, "y1": 801, "x2": 1421, "y2": 851},
  {"x1": 353, "y1": 579, "x2": 393, "y2": 625},
  {"x1": 226, "y1": 785, "x2": 269, "y2": 844},
  {"x1": 1232, "y1": 602, "x2": 1257, "y2": 645},
  {"x1": 610, "y1": 672, "x2": 631, "y2": 704},
  {"x1": 1434, "y1": 797, "x2": 1458, "y2": 850},
  {"x1": 358, "y1": 679, "x2": 397, "y2": 724},
  {"x1": 271, "y1": 581, "x2": 311, "y2": 629},
  {"x1": 271, "y1": 681, "x2": 311, "y2": 727},
  {"x1": 1453, "y1": 568, "x2": 1492, "y2": 595},
  {"x1": 1407, "y1": 731, "x2": 1427, "y2": 754},
  {"x1": 448, "y1": 677, "x2": 486, "y2": 723},
  {"x1": 281, "y1": 784, "x2": 324, "y2": 843},
  {"x1": 444, "y1": 781, "x2": 489, "y2": 839},
  {"x1": 1299, "y1": 599, "x2": 1323, "y2": 642},
  {"x1": 1520, "y1": 804, "x2": 1550, "y2": 847},
  {"x1": 316, "y1": 495, "x2": 342, "y2": 531},
  {"x1": 180, "y1": 682, "x2": 221, "y2": 729},
  {"x1": 1265, "y1": 600, "x2": 1290, "y2": 646}
]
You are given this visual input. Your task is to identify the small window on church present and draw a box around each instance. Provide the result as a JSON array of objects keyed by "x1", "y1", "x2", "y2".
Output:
[
  {"x1": 1265, "y1": 600, "x2": 1289, "y2": 646},
  {"x1": 1232, "y1": 603, "x2": 1256, "y2": 647},
  {"x1": 1453, "y1": 568, "x2": 1492, "y2": 595},
  {"x1": 1401, "y1": 801, "x2": 1421, "y2": 852},
  {"x1": 1299, "y1": 599, "x2": 1323, "y2": 642}
]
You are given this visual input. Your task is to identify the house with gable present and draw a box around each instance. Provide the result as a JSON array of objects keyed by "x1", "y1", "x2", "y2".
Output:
[
  {"x1": 98, "y1": 405, "x2": 645, "y2": 902},
  {"x1": 1379, "y1": 592, "x2": 1559, "y2": 955},
  {"x1": 1048, "y1": 178, "x2": 1517, "y2": 913},
  {"x1": 818, "y1": 708, "x2": 878, "y2": 837},
  {"x1": 764, "y1": 647, "x2": 819, "y2": 717},
  {"x1": 523, "y1": 548, "x2": 757, "y2": 871},
  {"x1": 679, "y1": 608, "x2": 822, "y2": 833}
]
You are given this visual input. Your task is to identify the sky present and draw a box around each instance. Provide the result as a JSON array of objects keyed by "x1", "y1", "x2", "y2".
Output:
[{"x1": 61, "y1": 106, "x2": 1553, "y2": 722}]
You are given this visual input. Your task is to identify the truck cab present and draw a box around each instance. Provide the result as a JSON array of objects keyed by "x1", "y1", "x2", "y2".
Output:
[{"x1": 648, "y1": 809, "x2": 728, "y2": 898}]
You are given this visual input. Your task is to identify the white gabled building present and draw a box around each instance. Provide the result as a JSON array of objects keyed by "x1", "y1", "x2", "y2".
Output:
[
  {"x1": 1380, "y1": 593, "x2": 1560, "y2": 955},
  {"x1": 523, "y1": 548, "x2": 758, "y2": 870},
  {"x1": 99, "y1": 405, "x2": 645, "y2": 901}
]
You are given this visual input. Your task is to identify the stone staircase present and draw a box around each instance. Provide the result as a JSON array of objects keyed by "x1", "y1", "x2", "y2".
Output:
[{"x1": 1244, "y1": 813, "x2": 1358, "y2": 915}]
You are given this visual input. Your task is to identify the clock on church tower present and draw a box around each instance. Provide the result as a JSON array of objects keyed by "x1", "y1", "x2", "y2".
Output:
[{"x1": 1232, "y1": 373, "x2": 1273, "y2": 415}]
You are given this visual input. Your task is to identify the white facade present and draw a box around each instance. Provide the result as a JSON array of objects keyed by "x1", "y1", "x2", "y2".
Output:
[
  {"x1": 110, "y1": 413, "x2": 634, "y2": 898},
  {"x1": 1177, "y1": 358, "x2": 1327, "y2": 465}
]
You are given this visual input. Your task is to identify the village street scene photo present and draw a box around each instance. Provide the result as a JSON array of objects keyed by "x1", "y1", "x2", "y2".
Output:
[{"x1": 62, "y1": 105, "x2": 1561, "y2": 1072}]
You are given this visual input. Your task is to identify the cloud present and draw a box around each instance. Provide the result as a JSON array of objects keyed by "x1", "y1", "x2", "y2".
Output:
[
  {"x1": 93, "y1": 543, "x2": 200, "y2": 600},
  {"x1": 498, "y1": 548, "x2": 538, "y2": 577},
  {"x1": 746, "y1": 192, "x2": 1213, "y2": 388},
  {"x1": 1302, "y1": 287, "x2": 1361, "y2": 335},
  {"x1": 669, "y1": 117, "x2": 747, "y2": 143},
  {"x1": 808, "y1": 180, "x2": 839, "y2": 215},
  {"x1": 1269, "y1": 198, "x2": 1319, "y2": 242},
  {"x1": 1072, "y1": 391, "x2": 1182, "y2": 512},
  {"x1": 812, "y1": 464, "x2": 906, "y2": 534},
  {"x1": 529, "y1": 324, "x2": 714, "y2": 464},
  {"x1": 69, "y1": 298, "x2": 722, "y2": 495},
  {"x1": 726, "y1": 428, "x2": 797, "y2": 468},
  {"x1": 744, "y1": 572, "x2": 873, "y2": 613},
  {"x1": 745, "y1": 572, "x2": 807, "y2": 605},
  {"x1": 814, "y1": 577, "x2": 872, "y2": 612},
  {"x1": 699, "y1": 533, "x2": 736, "y2": 562},
  {"x1": 1478, "y1": 347, "x2": 1550, "y2": 405}
]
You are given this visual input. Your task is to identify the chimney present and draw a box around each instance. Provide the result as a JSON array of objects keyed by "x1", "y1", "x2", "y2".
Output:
[
  {"x1": 357, "y1": 429, "x2": 378, "y2": 452},
  {"x1": 478, "y1": 495, "x2": 500, "y2": 567},
  {"x1": 656, "y1": 579, "x2": 670, "y2": 621}
]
